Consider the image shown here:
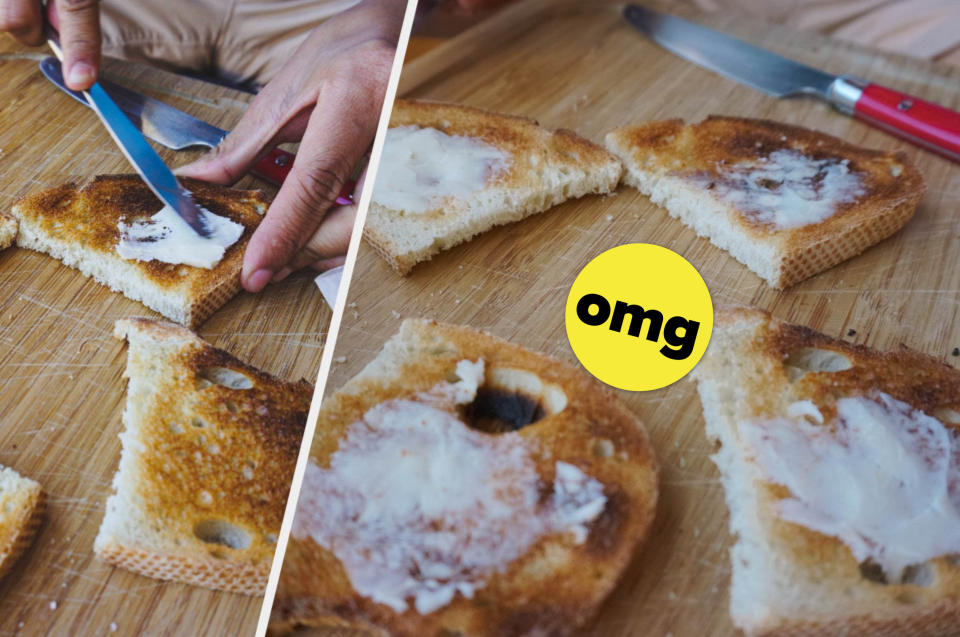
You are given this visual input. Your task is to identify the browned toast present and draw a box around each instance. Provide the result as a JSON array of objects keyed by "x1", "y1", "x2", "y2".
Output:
[
  {"x1": 10, "y1": 175, "x2": 269, "y2": 327},
  {"x1": 365, "y1": 99, "x2": 623, "y2": 274},
  {"x1": 606, "y1": 117, "x2": 925, "y2": 288},
  {"x1": 0, "y1": 212, "x2": 15, "y2": 250},
  {"x1": 692, "y1": 306, "x2": 960, "y2": 636},
  {"x1": 0, "y1": 466, "x2": 45, "y2": 580},
  {"x1": 94, "y1": 318, "x2": 313, "y2": 595},
  {"x1": 271, "y1": 319, "x2": 658, "y2": 635}
]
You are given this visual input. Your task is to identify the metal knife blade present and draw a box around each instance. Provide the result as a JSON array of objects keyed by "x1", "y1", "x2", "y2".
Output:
[
  {"x1": 623, "y1": 4, "x2": 838, "y2": 99},
  {"x1": 41, "y1": 57, "x2": 225, "y2": 150},
  {"x1": 45, "y1": 38, "x2": 210, "y2": 236}
]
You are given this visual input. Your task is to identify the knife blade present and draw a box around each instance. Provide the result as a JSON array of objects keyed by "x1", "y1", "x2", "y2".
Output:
[
  {"x1": 41, "y1": 57, "x2": 225, "y2": 150},
  {"x1": 45, "y1": 34, "x2": 210, "y2": 235},
  {"x1": 624, "y1": 4, "x2": 960, "y2": 162},
  {"x1": 41, "y1": 57, "x2": 355, "y2": 203}
]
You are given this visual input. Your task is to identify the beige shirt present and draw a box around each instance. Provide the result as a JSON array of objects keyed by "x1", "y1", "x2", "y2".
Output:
[{"x1": 100, "y1": 0, "x2": 362, "y2": 89}]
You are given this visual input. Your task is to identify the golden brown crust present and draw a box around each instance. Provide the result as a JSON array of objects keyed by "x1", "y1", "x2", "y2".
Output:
[
  {"x1": 0, "y1": 212, "x2": 16, "y2": 250},
  {"x1": 0, "y1": 480, "x2": 45, "y2": 581},
  {"x1": 608, "y1": 117, "x2": 925, "y2": 288},
  {"x1": 10, "y1": 175, "x2": 270, "y2": 327},
  {"x1": 272, "y1": 320, "x2": 658, "y2": 636},
  {"x1": 703, "y1": 307, "x2": 960, "y2": 636},
  {"x1": 99, "y1": 318, "x2": 313, "y2": 595}
]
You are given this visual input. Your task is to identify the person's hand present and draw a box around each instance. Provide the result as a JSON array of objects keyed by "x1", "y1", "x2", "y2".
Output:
[
  {"x1": 0, "y1": 0, "x2": 101, "y2": 89},
  {"x1": 177, "y1": 0, "x2": 404, "y2": 292}
]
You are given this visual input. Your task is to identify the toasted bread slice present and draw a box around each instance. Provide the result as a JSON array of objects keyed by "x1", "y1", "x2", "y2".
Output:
[
  {"x1": 271, "y1": 319, "x2": 658, "y2": 636},
  {"x1": 365, "y1": 99, "x2": 624, "y2": 274},
  {"x1": 10, "y1": 175, "x2": 269, "y2": 327},
  {"x1": 692, "y1": 306, "x2": 960, "y2": 636},
  {"x1": 0, "y1": 213, "x2": 16, "y2": 250},
  {"x1": 95, "y1": 318, "x2": 313, "y2": 595},
  {"x1": 0, "y1": 466, "x2": 45, "y2": 580},
  {"x1": 606, "y1": 117, "x2": 925, "y2": 288}
]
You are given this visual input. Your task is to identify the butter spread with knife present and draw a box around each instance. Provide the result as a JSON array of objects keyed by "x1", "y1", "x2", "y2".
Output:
[{"x1": 117, "y1": 204, "x2": 245, "y2": 269}]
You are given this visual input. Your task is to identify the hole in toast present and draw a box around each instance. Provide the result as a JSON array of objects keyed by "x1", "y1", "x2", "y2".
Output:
[
  {"x1": 859, "y1": 559, "x2": 887, "y2": 584},
  {"x1": 197, "y1": 367, "x2": 254, "y2": 390},
  {"x1": 461, "y1": 368, "x2": 566, "y2": 434},
  {"x1": 194, "y1": 519, "x2": 251, "y2": 550},
  {"x1": 901, "y1": 563, "x2": 934, "y2": 587},
  {"x1": 591, "y1": 438, "x2": 615, "y2": 458},
  {"x1": 784, "y1": 348, "x2": 852, "y2": 381},
  {"x1": 191, "y1": 417, "x2": 207, "y2": 429}
]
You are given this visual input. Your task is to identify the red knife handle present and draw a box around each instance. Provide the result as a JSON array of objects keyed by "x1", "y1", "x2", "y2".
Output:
[
  {"x1": 852, "y1": 83, "x2": 960, "y2": 162},
  {"x1": 251, "y1": 148, "x2": 355, "y2": 205}
]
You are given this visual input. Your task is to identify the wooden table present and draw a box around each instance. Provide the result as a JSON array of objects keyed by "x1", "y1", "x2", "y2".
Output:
[
  {"x1": 0, "y1": 41, "x2": 329, "y2": 635},
  {"x1": 322, "y1": 1, "x2": 960, "y2": 635}
]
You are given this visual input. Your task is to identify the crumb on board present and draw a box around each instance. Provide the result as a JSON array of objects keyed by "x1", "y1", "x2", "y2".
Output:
[
  {"x1": 847, "y1": 329, "x2": 856, "y2": 337},
  {"x1": 391, "y1": 310, "x2": 401, "y2": 319},
  {"x1": 334, "y1": 356, "x2": 347, "y2": 364},
  {"x1": 605, "y1": 214, "x2": 614, "y2": 222},
  {"x1": 49, "y1": 601, "x2": 57, "y2": 611},
  {"x1": 110, "y1": 622, "x2": 118, "y2": 632},
  {"x1": 953, "y1": 347, "x2": 959, "y2": 357}
]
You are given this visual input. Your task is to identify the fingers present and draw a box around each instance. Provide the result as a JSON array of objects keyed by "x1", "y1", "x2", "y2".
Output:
[
  {"x1": 175, "y1": 73, "x2": 314, "y2": 185},
  {"x1": 240, "y1": 60, "x2": 388, "y2": 291},
  {"x1": 0, "y1": 0, "x2": 43, "y2": 46},
  {"x1": 56, "y1": 0, "x2": 101, "y2": 90},
  {"x1": 271, "y1": 205, "x2": 356, "y2": 281}
]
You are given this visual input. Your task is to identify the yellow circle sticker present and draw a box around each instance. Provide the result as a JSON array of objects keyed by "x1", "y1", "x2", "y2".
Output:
[{"x1": 565, "y1": 243, "x2": 713, "y2": 391}]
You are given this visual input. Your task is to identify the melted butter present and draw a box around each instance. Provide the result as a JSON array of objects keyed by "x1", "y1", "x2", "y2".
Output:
[
  {"x1": 691, "y1": 149, "x2": 866, "y2": 229},
  {"x1": 740, "y1": 391, "x2": 960, "y2": 581},
  {"x1": 371, "y1": 125, "x2": 511, "y2": 213},
  {"x1": 292, "y1": 359, "x2": 606, "y2": 614},
  {"x1": 116, "y1": 204, "x2": 245, "y2": 269}
]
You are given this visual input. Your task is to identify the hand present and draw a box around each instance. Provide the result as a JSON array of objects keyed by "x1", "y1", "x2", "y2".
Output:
[
  {"x1": 0, "y1": 0, "x2": 100, "y2": 89},
  {"x1": 177, "y1": 0, "x2": 404, "y2": 292}
]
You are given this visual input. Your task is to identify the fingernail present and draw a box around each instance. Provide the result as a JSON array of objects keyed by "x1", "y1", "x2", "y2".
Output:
[
  {"x1": 245, "y1": 269, "x2": 273, "y2": 292},
  {"x1": 67, "y1": 63, "x2": 95, "y2": 88}
]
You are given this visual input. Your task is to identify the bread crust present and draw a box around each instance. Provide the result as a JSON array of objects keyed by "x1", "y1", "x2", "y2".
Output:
[
  {"x1": 606, "y1": 117, "x2": 925, "y2": 288},
  {"x1": 271, "y1": 319, "x2": 658, "y2": 635},
  {"x1": 0, "y1": 212, "x2": 16, "y2": 251},
  {"x1": 0, "y1": 469, "x2": 45, "y2": 581},
  {"x1": 9, "y1": 175, "x2": 270, "y2": 327},
  {"x1": 365, "y1": 99, "x2": 624, "y2": 274},
  {"x1": 95, "y1": 318, "x2": 313, "y2": 595},
  {"x1": 693, "y1": 306, "x2": 960, "y2": 636}
]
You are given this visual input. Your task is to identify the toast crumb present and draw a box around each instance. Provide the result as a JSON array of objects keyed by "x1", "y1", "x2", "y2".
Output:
[{"x1": 0, "y1": 466, "x2": 45, "y2": 581}]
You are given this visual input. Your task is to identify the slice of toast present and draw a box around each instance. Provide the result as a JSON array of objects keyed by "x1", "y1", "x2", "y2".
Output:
[
  {"x1": 0, "y1": 213, "x2": 16, "y2": 250},
  {"x1": 0, "y1": 466, "x2": 45, "y2": 580},
  {"x1": 692, "y1": 306, "x2": 960, "y2": 636},
  {"x1": 271, "y1": 319, "x2": 658, "y2": 636},
  {"x1": 10, "y1": 175, "x2": 270, "y2": 327},
  {"x1": 365, "y1": 99, "x2": 624, "y2": 274},
  {"x1": 95, "y1": 318, "x2": 313, "y2": 595},
  {"x1": 606, "y1": 117, "x2": 925, "y2": 288}
]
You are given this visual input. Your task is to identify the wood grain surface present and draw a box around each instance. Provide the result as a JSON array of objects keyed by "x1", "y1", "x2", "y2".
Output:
[
  {"x1": 317, "y1": 1, "x2": 960, "y2": 635},
  {"x1": 0, "y1": 42, "x2": 330, "y2": 635}
]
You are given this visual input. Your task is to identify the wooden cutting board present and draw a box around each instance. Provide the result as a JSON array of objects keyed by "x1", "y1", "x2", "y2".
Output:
[
  {"x1": 0, "y1": 42, "x2": 329, "y2": 635},
  {"x1": 321, "y1": 1, "x2": 960, "y2": 635}
]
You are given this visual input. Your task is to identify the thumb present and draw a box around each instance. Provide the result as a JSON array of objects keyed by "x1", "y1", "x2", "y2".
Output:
[{"x1": 55, "y1": 0, "x2": 101, "y2": 90}]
